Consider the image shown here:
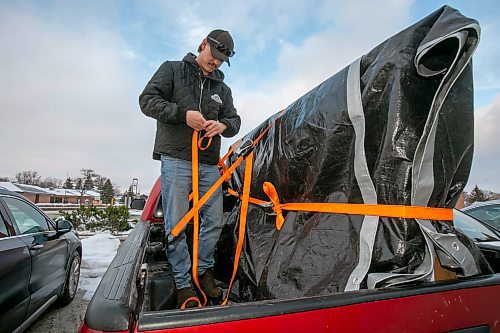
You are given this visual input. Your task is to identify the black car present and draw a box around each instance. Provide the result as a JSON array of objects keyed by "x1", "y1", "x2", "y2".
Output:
[
  {"x1": 0, "y1": 188, "x2": 82, "y2": 333},
  {"x1": 462, "y1": 199, "x2": 500, "y2": 231},
  {"x1": 454, "y1": 208, "x2": 500, "y2": 273}
]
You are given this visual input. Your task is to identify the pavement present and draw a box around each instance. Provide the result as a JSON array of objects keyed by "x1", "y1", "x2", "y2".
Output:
[{"x1": 25, "y1": 290, "x2": 89, "y2": 333}]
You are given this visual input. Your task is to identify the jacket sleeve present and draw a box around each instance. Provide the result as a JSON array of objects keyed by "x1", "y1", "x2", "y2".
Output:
[
  {"x1": 139, "y1": 61, "x2": 187, "y2": 124},
  {"x1": 219, "y1": 86, "x2": 241, "y2": 138}
]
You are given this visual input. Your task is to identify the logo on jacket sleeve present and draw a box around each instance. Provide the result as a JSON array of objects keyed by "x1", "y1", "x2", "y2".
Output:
[{"x1": 211, "y1": 94, "x2": 223, "y2": 104}]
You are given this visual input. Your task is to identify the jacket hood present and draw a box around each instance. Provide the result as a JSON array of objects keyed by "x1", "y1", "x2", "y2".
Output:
[{"x1": 183, "y1": 53, "x2": 225, "y2": 82}]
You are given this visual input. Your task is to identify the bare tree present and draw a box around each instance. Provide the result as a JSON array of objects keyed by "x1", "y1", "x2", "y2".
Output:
[
  {"x1": 40, "y1": 177, "x2": 63, "y2": 188},
  {"x1": 15, "y1": 170, "x2": 42, "y2": 185},
  {"x1": 484, "y1": 190, "x2": 500, "y2": 200},
  {"x1": 112, "y1": 182, "x2": 121, "y2": 195},
  {"x1": 0, "y1": 176, "x2": 12, "y2": 182},
  {"x1": 94, "y1": 174, "x2": 106, "y2": 192}
]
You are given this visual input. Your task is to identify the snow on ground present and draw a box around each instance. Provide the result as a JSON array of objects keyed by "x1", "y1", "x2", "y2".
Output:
[
  {"x1": 79, "y1": 233, "x2": 120, "y2": 300},
  {"x1": 129, "y1": 209, "x2": 144, "y2": 217}
]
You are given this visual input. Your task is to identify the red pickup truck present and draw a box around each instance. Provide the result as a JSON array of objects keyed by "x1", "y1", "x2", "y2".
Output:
[
  {"x1": 77, "y1": 178, "x2": 500, "y2": 333},
  {"x1": 80, "y1": 5, "x2": 500, "y2": 332}
]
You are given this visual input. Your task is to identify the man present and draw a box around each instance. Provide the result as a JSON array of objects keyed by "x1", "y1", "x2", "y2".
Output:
[{"x1": 139, "y1": 29, "x2": 241, "y2": 308}]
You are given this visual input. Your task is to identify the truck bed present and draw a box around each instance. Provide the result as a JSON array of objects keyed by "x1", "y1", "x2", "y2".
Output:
[{"x1": 78, "y1": 219, "x2": 500, "y2": 333}]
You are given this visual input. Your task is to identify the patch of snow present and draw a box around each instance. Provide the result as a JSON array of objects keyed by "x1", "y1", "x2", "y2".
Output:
[
  {"x1": 129, "y1": 209, "x2": 143, "y2": 216},
  {"x1": 0, "y1": 182, "x2": 23, "y2": 192},
  {"x1": 79, "y1": 232, "x2": 120, "y2": 300}
]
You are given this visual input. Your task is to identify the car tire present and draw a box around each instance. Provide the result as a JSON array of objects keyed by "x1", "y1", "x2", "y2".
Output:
[{"x1": 58, "y1": 251, "x2": 81, "y2": 306}]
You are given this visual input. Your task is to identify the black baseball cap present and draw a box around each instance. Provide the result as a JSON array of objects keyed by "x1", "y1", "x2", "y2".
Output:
[{"x1": 206, "y1": 29, "x2": 235, "y2": 66}]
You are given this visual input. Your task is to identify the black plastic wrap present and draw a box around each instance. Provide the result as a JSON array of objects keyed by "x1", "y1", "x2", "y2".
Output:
[{"x1": 217, "y1": 6, "x2": 492, "y2": 302}]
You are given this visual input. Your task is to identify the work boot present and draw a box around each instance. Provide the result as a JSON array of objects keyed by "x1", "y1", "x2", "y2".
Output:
[
  {"x1": 176, "y1": 287, "x2": 200, "y2": 309},
  {"x1": 199, "y1": 269, "x2": 223, "y2": 298}
]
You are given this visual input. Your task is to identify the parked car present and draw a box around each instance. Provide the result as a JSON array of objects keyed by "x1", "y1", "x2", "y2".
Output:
[
  {"x1": 462, "y1": 199, "x2": 500, "y2": 231},
  {"x1": 0, "y1": 188, "x2": 82, "y2": 333},
  {"x1": 130, "y1": 198, "x2": 146, "y2": 210},
  {"x1": 454, "y1": 209, "x2": 500, "y2": 272}
]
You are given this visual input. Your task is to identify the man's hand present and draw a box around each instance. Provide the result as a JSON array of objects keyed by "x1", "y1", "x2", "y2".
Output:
[
  {"x1": 186, "y1": 110, "x2": 207, "y2": 131},
  {"x1": 204, "y1": 120, "x2": 227, "y2": 138}
]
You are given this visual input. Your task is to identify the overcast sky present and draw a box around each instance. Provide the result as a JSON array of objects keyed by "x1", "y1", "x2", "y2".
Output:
[{"x1": 0, "y1": 0, "x2": 499, "y2": 194}]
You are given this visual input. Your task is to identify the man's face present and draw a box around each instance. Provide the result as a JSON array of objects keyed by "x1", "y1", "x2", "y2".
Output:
[{"x1": 196, "y1": 39, "x2": 223, "y2": 75}]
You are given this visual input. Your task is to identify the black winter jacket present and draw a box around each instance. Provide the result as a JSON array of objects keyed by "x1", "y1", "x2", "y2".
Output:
[{"x1": 139, "y1": 53, "x2": 241, "y2": 164}]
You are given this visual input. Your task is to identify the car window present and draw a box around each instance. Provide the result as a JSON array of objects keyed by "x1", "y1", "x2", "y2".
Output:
[
  {"x1": 466, "y1": 204, "x2": 500, "y2": 230},
  {"x1": 0, "y1": 211, "x2": 8, "y2": 238},
  {"x1": 3, "y1": 197, "x2": 50, "y2": 235},
  {"x1": 454, "y1": 210, "x2": 500, "y2": 242}
]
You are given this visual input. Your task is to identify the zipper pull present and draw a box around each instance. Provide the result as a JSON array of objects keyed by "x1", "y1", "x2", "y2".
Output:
[{"x1": 199, "y1": 78, "x2": 206, "y2": 113}]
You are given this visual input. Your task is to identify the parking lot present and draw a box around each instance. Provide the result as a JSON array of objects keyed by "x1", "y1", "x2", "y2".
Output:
[{"x1": 25, "y1": 290, "x2": 89, "y2": 333}]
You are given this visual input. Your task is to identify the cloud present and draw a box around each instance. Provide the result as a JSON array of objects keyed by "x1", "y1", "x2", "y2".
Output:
[
  {"x1": 0, "y1": 4, "x2": 155, "y2": 192},
  {"x1": 473, "y1": 19, "x2": 500, "y2": 92},
  {"x1": 229, "y1": 0, "x2": 413, "y2": 141},
  {"x1": 129, "y1": 0, "x2": 413, "y2": 118},
  {"x1": 144, "y1": 0, "x2": 335, "y2": 59},
  {"x1": 130, "y1": 0, "x2": 416, "y2": 188},
  {"x1": 1, "y1": 0, "x2": 497, "y2": 195},
  {"x1": 467, "y1": 94, "x2": 500, "y2": 191},
  {"x1": 475, "y1": 94, "x2": 500, "y2": 157}
]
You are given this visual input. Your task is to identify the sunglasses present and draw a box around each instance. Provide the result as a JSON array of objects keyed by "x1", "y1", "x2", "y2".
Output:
[{"x1": 207, "y1": 37, "x2": 235, "y2": 57}]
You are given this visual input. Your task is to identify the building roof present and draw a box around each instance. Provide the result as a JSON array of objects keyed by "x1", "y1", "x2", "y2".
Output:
[
  {"x1": 0, "y1": 182, "x2": 100, "y2": 198},
  {"x1": 45, "y1": 188, "x2": 84, "y2": 196},
  {"x1": 12, "y1": 183, "x2": 48, "y2": 194},
  {"x1": 0, "y1": 182, "x2": 23, "y2": 192},
  {"x1": 85, "y1": 190, "x2": 101, "y2": 199}
]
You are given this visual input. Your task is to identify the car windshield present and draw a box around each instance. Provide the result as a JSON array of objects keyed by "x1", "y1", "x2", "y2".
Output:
[
  {"x1": 464, "y1": 204, "x2": 500, "y2": 231},
  {"x1": 454, "y1": 209, "x2": 500, "y2": 242}
]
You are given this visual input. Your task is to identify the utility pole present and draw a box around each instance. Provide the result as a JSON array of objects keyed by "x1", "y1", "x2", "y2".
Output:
[
  {"x1": 125, "y1": 178, "x2": 139, "y2": 207},
  {"x1": 132, "y1": 178, "x2": 138, "y2": 196}
]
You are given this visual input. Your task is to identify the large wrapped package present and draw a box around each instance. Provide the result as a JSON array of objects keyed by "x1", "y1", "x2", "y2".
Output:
[{"x1": 216, "y1": 5, "x2": 492, "y2": 302}]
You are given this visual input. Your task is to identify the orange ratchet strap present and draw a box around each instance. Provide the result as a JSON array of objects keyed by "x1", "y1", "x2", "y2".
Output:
[
  {"x1": 171, "y1": 153, "x2": 246, "y2": 237},
  {"x1": 190, "y1": 131, "x2": 207, "y2": 306},
  {"x1": 172, "y1": 108, "x2": 455, "y2": 309},
  {"x1": 180, "y1": 296, "x2": 201, "y2": 310},
  {"x1": 220, "y1": 139, "x2": 242, "y2": 166},
  {"x1": 262, "y1": 182, "x2": 454, "y2": 230},
  {"x1": 227, "y1": 188, "x2": 268, "y2": 206},
  {"x1": 171, "y1": 110, "x2": 286, "y2": 238},
  {"x1": 187, "y1": 137, "x2": 237, "y2": 203},
  {"x1": 222, "y1": 152, "x2": 253, "y2": 305},
  {"x1": 171, "y1": 111, "x2": 285, "y2": 307},
  {"x1": 218, "y1": 139, "x2": 241, "y2": 175},
  {"x1": 198, "y1": 133, "x2": 212, "y2": 151}
]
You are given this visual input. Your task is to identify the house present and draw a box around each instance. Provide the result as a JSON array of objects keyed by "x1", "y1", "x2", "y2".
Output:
[
  {"x1": 85, "y1": 190, "x2": 102, "y2": 205},
  {"x1": 0, "y1": 182, "x2": 97, "y2": 205},
  {"x1": 0, "y1": 182, "x2": 52, "y2": 203},
  {"x1": 44, "y1": 188, "x2": 92, "y2": 204}
]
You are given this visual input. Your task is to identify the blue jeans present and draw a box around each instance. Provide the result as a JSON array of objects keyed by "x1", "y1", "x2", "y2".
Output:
[{"x1": 160, "y1": 155, "x2": 223, "y2": 289}]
